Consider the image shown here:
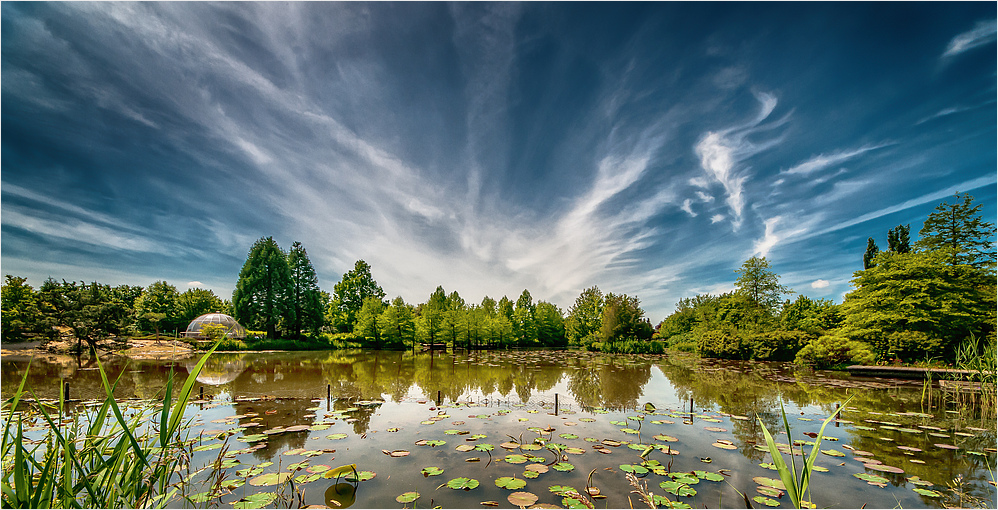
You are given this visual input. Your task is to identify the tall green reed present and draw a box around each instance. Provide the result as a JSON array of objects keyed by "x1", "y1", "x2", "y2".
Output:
[
  {"x1": 756, "y1": 395, "x2": 854, "y2": 509},
  {"x1": 1, "y1": 341, "x2": 219, "y2": 508}
]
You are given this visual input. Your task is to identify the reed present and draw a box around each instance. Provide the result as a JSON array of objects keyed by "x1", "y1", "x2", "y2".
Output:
[{"x1": 1, "y1": 342, "x2": 219, "y2": 508}]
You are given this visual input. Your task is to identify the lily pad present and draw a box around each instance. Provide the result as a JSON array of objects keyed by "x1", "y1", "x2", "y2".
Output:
[
  {"x1": 508, "y1": 491, "x2": 538, "y2": 507},
  {"x1": 693, "y1": 470, "x2": 724, "y2": 482},
  {"x1": 248, "y1": 472, "x2": 293, "y2": 487},
  {"x1": 505, "y1": 454, "x2": 529, "y2": 464},
  {"x1": 456, "y1": 444, "x2": 475, "y2": 452},
  {"x1": 619, "y1": 464, "x2": 649, "y2": 475},
  {"x1": 396, "y1": 491, "x2": 420, "y2": 503},
  {"x1": 325, "y1": 433, "x2": 348, "y2": 440},
  {"x1": 496, "y1": 477, "x2": 527, "y2": 490},
  {"x1": 912, "y1": 488, "x2": 943, "y2": 498},
  {"x1": 526, "y1": 463, "x2": 549, "y2": 474},
  {"x1": 559, "y1": 433, "x2": 579, "y2": 440},
  {"x1": 854, "y1": 473, "x2": 889, "y2": 484},
  {"x1": 345, "y1": 470, "x2": 376, "y2": 482},
  {"x1": 421, "y1": 466, "x2": 444, "y2": 477},
  {"x1": 757, "y1": 486, "x2": 782, "y2": 498},
  {"x1": 447, "y1": 477, "x2": 480, "y2": 490},
  {"x1": 475, "y1": 443, "x2": 495, "y2": 452},
  {"x1": 820, "y1": 449, "x2": 846, "y2": 457},
  {"x1": 660, "y1": 481, "x2": 697, "y2": 497},
  {"x1": 653, "y1": 434, "x2": 678, "y2": 442},
  {"x1": 753, "y1": 496, "x2": 781, "y2": 507},
  {"x1": 712, "y1": 441, "x2": 737, "y2": 450},
  {"x1": 552, "y1": 462, "x2": 575, "y2": 472},
  {"x1": 753, "y1": 477, "x2": 786, "y2": 490},
  {"x1": 233, "y1": 492, "x2": 278, "y2": 509}
]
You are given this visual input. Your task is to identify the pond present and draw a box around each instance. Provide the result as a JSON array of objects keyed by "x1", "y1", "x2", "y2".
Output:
[{"x1": 2, "y1": 349, "x2": 995, "y2": 508}]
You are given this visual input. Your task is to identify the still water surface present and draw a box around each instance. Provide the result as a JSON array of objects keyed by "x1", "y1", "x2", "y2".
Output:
[{"x1": 3, "y1": 349, "x2": 995, "y2": 508}]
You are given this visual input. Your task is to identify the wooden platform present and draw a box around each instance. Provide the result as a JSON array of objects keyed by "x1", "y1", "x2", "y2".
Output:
[{"x1": 846, "y1": 365, "x2": 992, "y2": 379}]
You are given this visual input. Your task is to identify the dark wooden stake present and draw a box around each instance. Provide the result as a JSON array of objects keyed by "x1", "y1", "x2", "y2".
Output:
[{"x1": 555, "y1": 393, "x2": 559, "y2": 416}]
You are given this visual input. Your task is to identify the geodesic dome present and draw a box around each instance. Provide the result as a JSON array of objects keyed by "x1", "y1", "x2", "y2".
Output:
[{"x1": 183, "y1": 313, "x2": 247, "y2": 339}]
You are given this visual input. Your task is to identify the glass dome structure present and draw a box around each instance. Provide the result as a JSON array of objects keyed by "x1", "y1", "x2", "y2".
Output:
[{"x1": 183, "y1": 313, "x2": 247, "y2": 339}]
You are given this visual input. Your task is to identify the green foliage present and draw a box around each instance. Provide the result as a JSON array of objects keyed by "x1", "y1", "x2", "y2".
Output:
[
  {"x1": 780, "y1": 296, "x2": 842, "y2": 332},
  {"x1": 326, "y1": 260, "x2": 385, "y2": 334},
  {"x1": 585, "y1": 339, "x2": 666, "y2": 354},
  {"x1": 599, "y1": 293, "x2": 653, "y2": 343},
  {"x1": 695, "y1": 329, "x2": 747, "y2": 359},
  {"x1": 287, "y1": 241, "x2": 325, "y2": 338},
  {"x1": 176, "y1": 288, "x2": 225, "y2": 326},
  {"x1": 863, "y1": 237, "x2": 879, "y2": 270},
  {"x1": 199, "y1": 322, "x2": 229, "y2": 342},
  {"x1": 841, "y1": 250, "x2": 995, "y2": 359},
  {"x1": 135, "y1": 281, "x2": 180, "y2": 336},
  {"x1": 915, "y1": 192, "x2": 996, "y2": 268},
  {"x1": 565, "y1": 286, "x2": 603, "y2": 345},
  {"x1": 233, "y1": 237, "x2": 294, "y2": 339},
  {"x1": 1, "y1": 275, "x2": 41, "y2": 341},
  {"x1": 355, "y1": 297, "x2": 386, "y2": 347},
  {"x1": 377, "y1": 297, "x2": 417, "y2": 349},
  {"x1": 742, "y1": 329, "x2": 815, "y2": 361},
  {"x1": 734, "y1": 256, "x2": 791, "y2": 321},
  {"x1": 535, "y1": 301, "x2": 567, "y2": 347},
  {"x1": 794, "y1": 334, "x2": 877, "y2": 368},
  {"x1": 513, "y1": 290, "x2": 537, "y2": 345},
  {"x1": 887, "y1": 224, "x2": 911, "y2": 254}
]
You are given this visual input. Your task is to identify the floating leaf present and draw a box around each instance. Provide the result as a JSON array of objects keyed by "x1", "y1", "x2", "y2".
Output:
[
  {"x1": 447, "y1": 477, "x2": 480, "y2": 490},
  {"x1": 653, "y1": 434, "x2": 678, "y2": 442},
  {"x1": 660, "y1": 481, "x2": 696, "y2": 497},
  {"x1": 307, "y1": 465, "x2": 331, "y2": 474},
  {"x1": 610, "y1": 420, "x2": 627, "y2": 426},
  {"x1": 526, "y1": 463, "x2": 549, "y2": 473},
  {"x1": 559, "y1": 433, "x2": 579, "y2": 440},
  {"x1": 912, "y1": 488, "x2": 943, "y2": 498},
  {"x1": 703, "y1": 426, "x2": 727, "y2": 433},
  {"x1": 693, "y1": 470, "x2": 724, "y2": 482},
  {"x1": 233, "y1": 492, "x2": 278, "y2": 509},
  {"x1": 421, "y1": 466, "x2": 444, "y2": 477},
  {"x1": 752, "y1": 477, "x2": 786, "y2": 490},
  {"x1": 820, "y1": 449, "x2": 846, "y2": 457},
  {"x1": 620, "y1": 428, "x2": 640, "y2": 435},
  {"x1": 854, "y1": 473, "x2": 889, "y2": 484},
  {"x1": 194, "y1": 443, "x2": 223, "y2": 452},
  {"x1": 236, "y1": 434, "x2": 267, "y2": 443},
  {"x1": 248, "y1": 472, "x2": 293, "y2": 487},
  {"x1": 551, "y1": 462, "x2": 575, "y2": 472},
  {"x1": 396, "y1": 491, "x2": 420, "y2": 503},
  {"x1": 756, "y1": 486, "x2": 782, "y2": 498},
  {"x1": 864, "y1": 463, "x2": 904, "y2": 474},
  {"x1": 475, "y1": 443, "x2": 495, "y2": 452},
  {"x1": 712, "y1": 442, "x2": 737, "y2": 450},
  {"x1": 389, "y1": 450, "x2": 410, "y2": 457},
  {"x1": 386, "y1": 427, "x2": 400, "y2": 432},
  {"x1": 564, "y1": 447, "x2": 586, "y2": 455},
  {"x1": 619, "y1": 464, "x2": 649, "y2": 475},
  {"x1": 505, "y1": 454, "x2": 529, "y2": 464},
  {"x1": 753, "y1": 496, "x2": 781, "y2": 507},
  {"x1": 508, "y1": 491, "x2": 539, "y2": 507},
  {"x1": 496, "y1": 477, "x2": 527, "y2": 490},
  {"x1": 934, "y1": 443, "x2": 959, "y2": 450},
  {"x1": 345, "y1": 470, "x2": 376, "y2": 482},
  {"x1": 325, "y1": 433, "x2": 348, "y2": 440}
]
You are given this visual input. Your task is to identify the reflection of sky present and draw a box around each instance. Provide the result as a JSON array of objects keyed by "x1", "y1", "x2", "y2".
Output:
[{"x1": 2, "y1": 3, "x2": 995, "y2": 321}]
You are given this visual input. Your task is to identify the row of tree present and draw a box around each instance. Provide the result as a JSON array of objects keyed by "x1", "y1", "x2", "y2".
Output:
[
  {"x1": 654, "y1": 192, "x2": 996, "y2": 366},
  {"x1": 0, "y1": 277, "x2": 227, "y2": 351}
]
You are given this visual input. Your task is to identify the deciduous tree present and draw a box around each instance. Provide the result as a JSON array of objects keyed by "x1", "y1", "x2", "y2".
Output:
[
  {"x1": 327, "y1": 260, "x2": 385, "y2": 333},
  {"x1": 566, "y1": 286, "x2": 604, "y2": 345},
  {"x1": 734, "y1": 256, "x2": 790, "y2": 321}
]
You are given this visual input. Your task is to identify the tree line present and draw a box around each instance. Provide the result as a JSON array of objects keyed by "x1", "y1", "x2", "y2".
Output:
[
  {"x1": 3, "y1": 192, "x2": 993, "y2": 361},
  {"x1": 654, "y1": 192, "x2": 996, "y2": 366}
]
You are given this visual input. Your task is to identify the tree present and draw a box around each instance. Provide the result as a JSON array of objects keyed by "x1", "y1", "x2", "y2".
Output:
[
  {"x1": 915, "y1": 192, "x2": 996, "y2": 268},
  {"x1": 134, "y1": 281, "x2": 180, "y2": 340},
  {"x1": 287, "y1": 241, "x2": 324, "y2": 338},
  {"x1": 599, "y1": 293, "x2": 653, "y2": 343},
  {"x1": 233, "y1": 236, "x2": 294, "y2": 339},
  {"x1": 841, "y1": 250, "x2": 995, "y2": 360},
  {"x1": 734, "y1": 256, "x2": 790, "y2": 321},
  {"x1": 513, "y1": 289, "x2": 536, "y2": 345},
  {"x1": 535, "y1": 301, "x2": 566, "y2": 347},
  {"x1": 355, "y1": 297, "x2": 386, "y2": 347},
  {"x1": 1, "y1": 275, "x2": 41, "y2": 341},
  {"x1": 863, "y1": 237, "x2": 879, "y2": 270},
  {"x1": 327, "y1": 260, "x2": 385, "y2": 333},
  {"x1": 378, "y1": 297, "x2": 416, "y2": 349},
  {"x1": 887, "y1": 224, "x2": 911, "y2": 254},
  {"x1": 176, "y1": 288, "x2": 225, "y2": 326},
  {"x1": 68, "y1": 282, "x2": 131, "y2": 352},
  {"x1": 565, "y1": 286, "x2": 604, "y2": 345},
  {"x1": 780, "y1": 295, "x2": 842, "y2": 332}
]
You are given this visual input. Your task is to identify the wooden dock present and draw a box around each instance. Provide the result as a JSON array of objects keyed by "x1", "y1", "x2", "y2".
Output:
[{"x1": 846, "y1": 365, "x2": 993, "y2": 380}]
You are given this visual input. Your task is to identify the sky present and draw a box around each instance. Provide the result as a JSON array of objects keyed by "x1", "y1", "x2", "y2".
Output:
[{"x1": 2, "y1": 3, "x2": 996, "y2": 322}]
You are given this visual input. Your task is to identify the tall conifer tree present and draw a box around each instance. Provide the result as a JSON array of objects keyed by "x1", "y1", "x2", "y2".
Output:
[
  {"x1": 288, "y1": 241, "x2": 324, "y2": 338},
  {"x1": 233, "y1": 236, "x2": 293, "y2": 339}
]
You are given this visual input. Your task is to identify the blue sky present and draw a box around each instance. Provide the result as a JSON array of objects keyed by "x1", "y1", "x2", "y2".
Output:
[{"x1": 2, "y1": 3, "x2": 995, "y2": 321}]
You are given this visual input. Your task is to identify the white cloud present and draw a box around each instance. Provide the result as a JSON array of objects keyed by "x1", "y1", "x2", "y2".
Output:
[
  {"x1": 695, "y1": 191, "x2": 714, "y2": 202},
  {"x1": 943, "y1": 19, "x2": 997, "y2": 57},
  {"x1": 710, "y1": 214, "x2": 725, "y2": 224},
  {"x1": 753, "y1": 217, "x2": 782, "y2": 257},
  {"x1": 694, "y1": 91, "x2": 784, "y2": 228},
  {"x1": 810, "y1": 279, "x2": 829, "y2": 289},
  {"x1": 680, "y1": 198, "x2": 697, "y2": 217},
  {"x1": 188, "y1": 281, "x2": 204, "y2": 287},
  {"x1": 783, "y1": 144, "x2": 889, "y2": 175}
]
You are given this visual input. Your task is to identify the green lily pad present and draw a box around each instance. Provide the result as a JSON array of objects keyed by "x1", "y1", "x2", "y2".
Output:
[
  {"x1": 447, "y1": 477, "x2": 480, "y2": 490},
  {"x1": 396, "y1": 491, "x2": 420, "y2": 503},
  {"x1": 820, "y1": 449, "x2": 846, "y2": 457},
  {"x1": 233, "y1": 492, "x2": 278, "y2": 509},
  {"x1": 559, "y1": 433, "x2": 579, "y2": 440},
  {"x1": 854, "y1": 473, "x2": 889, "y2": 484},
  {"x1": 752, "y1": 477, "x2": 786, "y2": 490},
  {"x1": 753, "y1": 496, "x2": 781, "y2": 507},
  {"x1": 621, "y1": 428, "x2": 640, "y2": 434},
  {"x1": 757, "y1": 486, "x2": 782, "y2": 498},
  {"x1": 693, "y1": 470, "x2": 724, "y2": 482},
  {"x1": 248, "y1": 472, "x2": 293, "y2": 487},
  {"x1": 912, "y1": 488, "x2": 943, "y2": 498},
  {"x1": 421, "y1": 466, "x2": 444, "y2": 477},
  {"x1": 496, "y1": 477, "x2": 527, "y2": 490},
  {"x1": 345, "y1": 470, "x2": 376, "y2": 482},
  {"x1": 475, "y1": 443, "x2": 495, "y2": 452},
  {"x1": 660, "y1": 481, "x2": 697, "y2": 497},
  {"x1": 505, "y1": 454, "x2": 529, "y2": 464},
  {"x1": 325, "y1": 433, "x2": 348, "y2": 440},
  {"x1": 619, "y1": 464, "x2": 649, "y2": 475},
  {"x1": 236, "y1": 434, "x2": 267, "y2": 443},
  {"x1": 552, "y1": 462, "x2": 575, "y2": 472}
]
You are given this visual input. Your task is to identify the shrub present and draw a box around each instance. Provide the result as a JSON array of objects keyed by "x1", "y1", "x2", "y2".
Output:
[
  {"x1": 794, "y1": 334, "x2": 877, "y2": 369},
  {"x1": 665, "y1": 332, "x2": 698, "y2": 353},
  {"x1": 696, "y1": 329, "x2": 747, "y2": 359},
  {"x1": 883, "y1": 330, "x2": 945, "y2": 363},
  {"x1": 585, "y1": 339, "x2": 666, "y2": 354},
  {"x1": 743, "y1": 329, "x2": 815, "y2": 361}
]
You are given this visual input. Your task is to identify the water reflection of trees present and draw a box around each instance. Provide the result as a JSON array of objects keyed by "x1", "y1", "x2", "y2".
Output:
[{"x1": 567, "y1": 355, "x2": 651, "y2": 412}]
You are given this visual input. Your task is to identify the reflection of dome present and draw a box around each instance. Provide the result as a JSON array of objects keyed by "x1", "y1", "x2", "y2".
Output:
[
  {"x1": 185, "y1": 355, "x2": 247, "y2": 386},
  {"x1": 182, "y1": 313, "x2": 247, "y2": 339}
]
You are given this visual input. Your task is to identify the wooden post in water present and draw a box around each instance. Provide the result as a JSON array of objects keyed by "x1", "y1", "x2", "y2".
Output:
[
  {"x1": 437, "y1": 390, "x2": 442, "y2": 406},
  {"x1": 200, "y1": 386, "x2": 204, "y2": 400},
  {"x1": 327, "y1": 384, "x2": 331, "y2": 411},
  {"x1": 555, "y1": 393, "x2": 559, "y2": 416},
  {"x1": 64, "y1": 381, "x2": 69, "y2": 401}
]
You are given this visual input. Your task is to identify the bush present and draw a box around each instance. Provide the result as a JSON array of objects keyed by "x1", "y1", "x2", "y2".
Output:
[
  {"x1": 794, "y1": 334, "x2": 877, "y2": 369},
  {"x1": 882, "y1": 330, "x2": 945, "y2": 363},
  {"x1": 696, "y1": 329, "x2": 747, "y2": 359},
  {"x1": 585, "y1": 339, "x2": 666, "y2": 354},
  {"x1": 743, "y1": 329, "x2": 815, "y2": 361},
  {"x1": 665, "y1": 332, "x2": 698, "y2": 353}
]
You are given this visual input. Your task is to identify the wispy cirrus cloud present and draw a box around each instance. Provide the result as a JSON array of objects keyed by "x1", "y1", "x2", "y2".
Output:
[
  {"x1": 942, "y1": 19, "x2": 997, "y2": 57},
  {"x1": 694, "y1": 91, "x2": 784, "y2": 228},
  {"x1": 782, "y1": 143, "x2": 890, "y2": 175}
]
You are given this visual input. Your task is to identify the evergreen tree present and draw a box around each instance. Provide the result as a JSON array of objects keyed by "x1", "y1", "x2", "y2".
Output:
[
  {"x1": 863, "y1": 237, "x2": 879, "y2": 270},
  {"x1": 734, "y1": 256, "x2": 791, "y2": 321},
  {"x1": 535, "y1": 301, "x2": 567, "y2": 347},
  {"x1": 288, "y1": 241, "x2": 324, "y2": 338},
  {"x1": 513, "y1": 289, "x2": 537, "y2": 345},
  {"x1": 915, "y1": 192, "x2": 996, "y2": 267},
  {"x1": 378, "y1": 297, "x2": 416, "y2": 349},
  {"x1": 566, "y1": 286, "x2": 604, "y2": 345},
  {"x1": 233, "y1": 236, "x2": 294, "y2": 339},
  {"x1": 327, "y1": 260, "x2": 385, "y2": 333},
  {"x1": 176, "y1": 288, "x2": 225, "y2": 326},
  {"x1": 887, "y1": 224, "x2": 911, "y2": 254}
]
